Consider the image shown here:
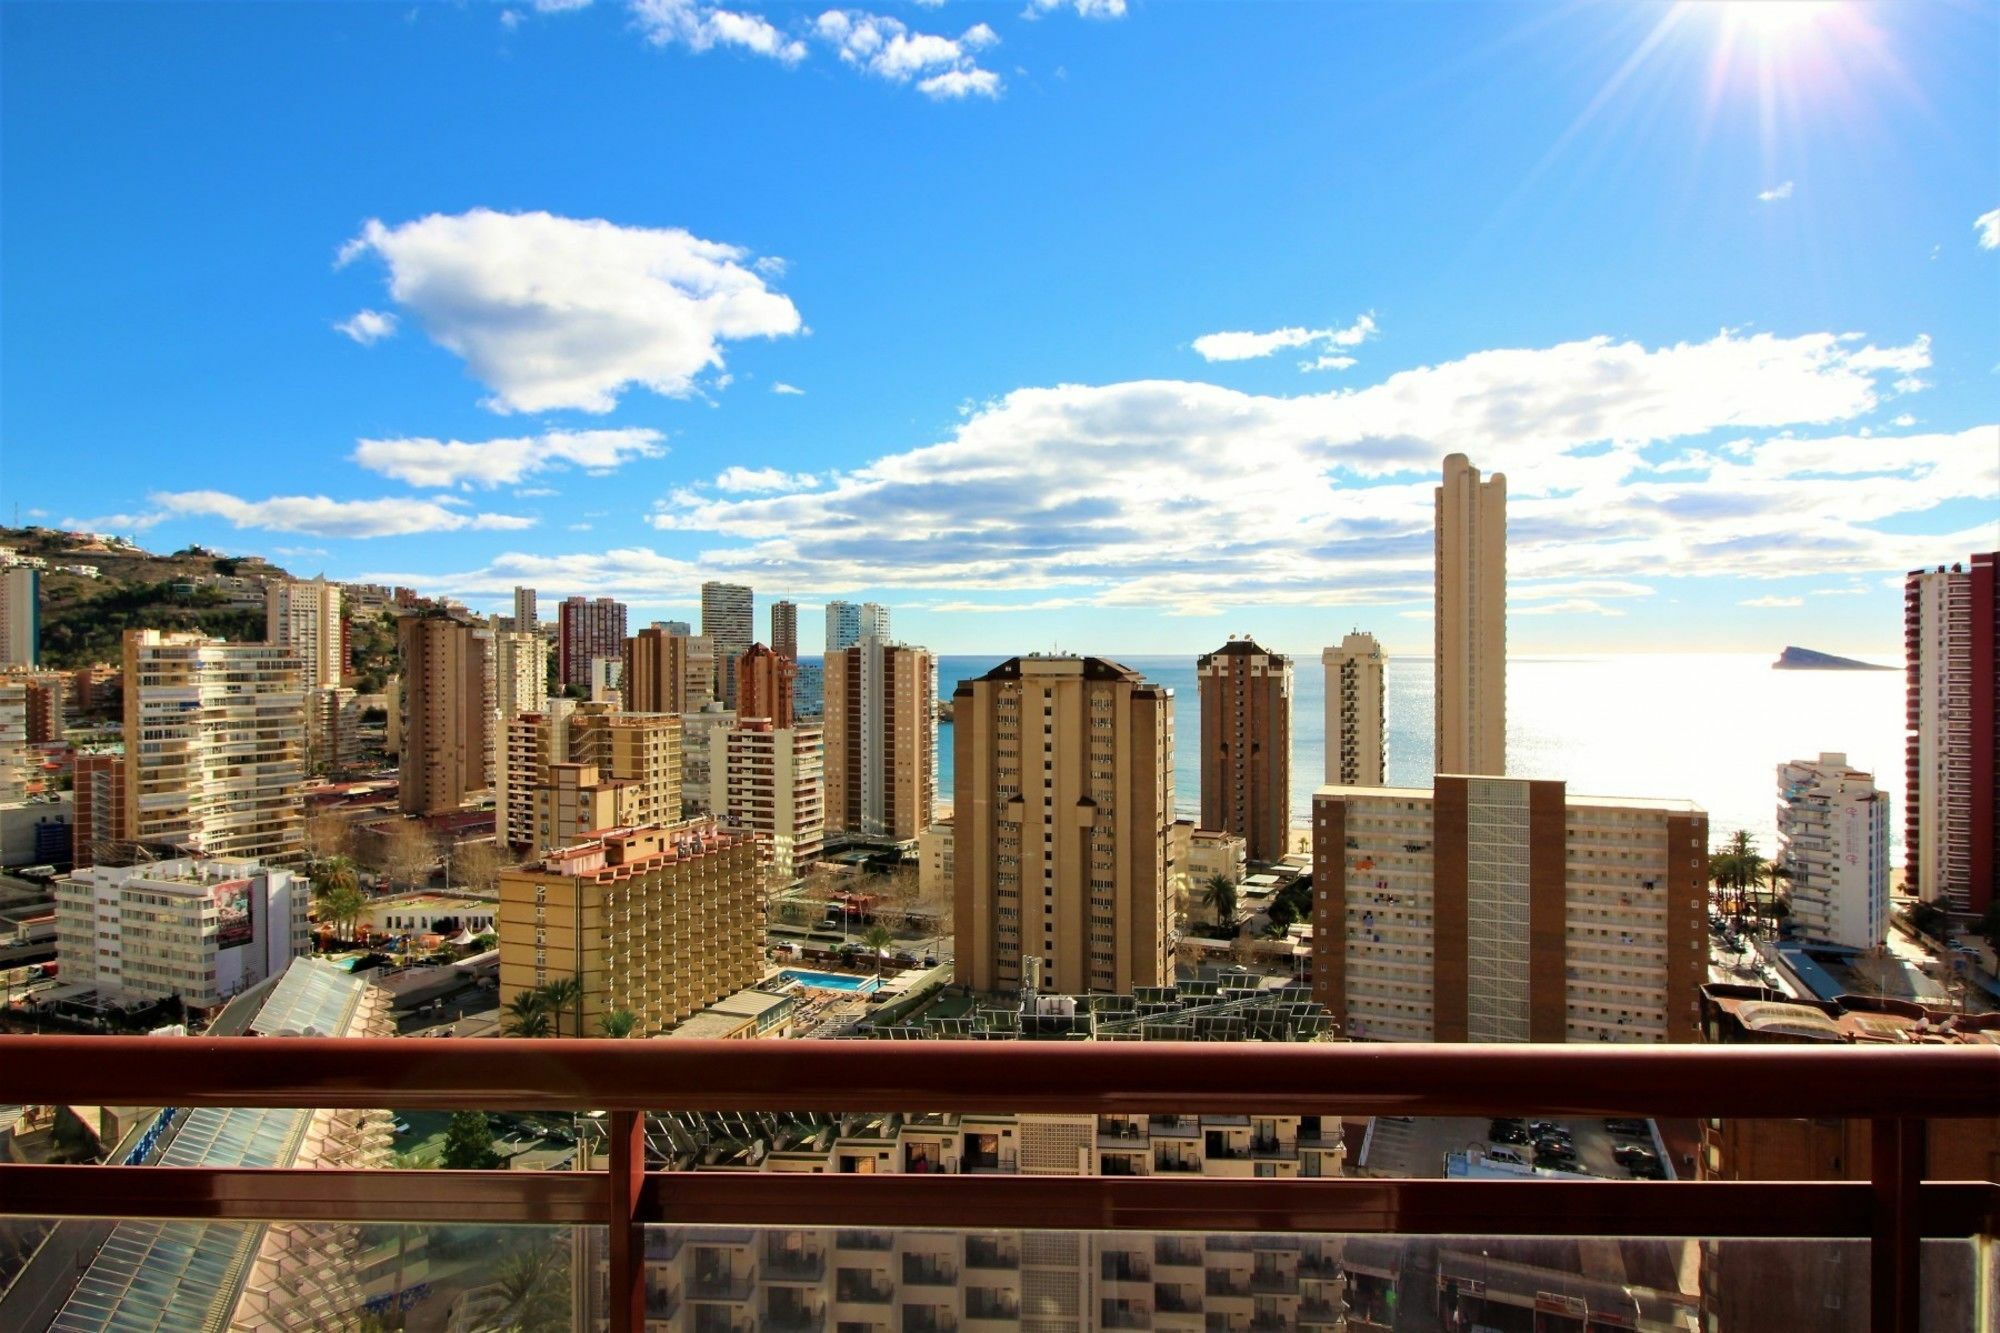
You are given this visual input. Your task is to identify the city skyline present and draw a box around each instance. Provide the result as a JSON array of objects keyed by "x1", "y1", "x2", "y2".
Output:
[{"x1": 4, "y1": 1, "x2": 1995, "y2": 659}]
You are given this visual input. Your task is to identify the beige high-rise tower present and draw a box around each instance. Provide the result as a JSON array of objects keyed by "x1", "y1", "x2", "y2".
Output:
[
  {"x1": 1197, "y1": 638, "x2": 1291, "y2": 864},
  {"x1": 1435, "y1": 453, "x2": 1506, "y2": 776},
  {"x1": 953, "y1": 656, "x2": 1175, "y2": 996},
  {"x1": 1323, "y1": 631, "x2": 1386, "y2": 786},
  {"x1": 823, "y1": 639, "x2": 935, "y2": 842},
  {"x1": 264, "y1": 578, "x2": 343, "y2": 691},
  {"x1": 398, "y1": 615, "x2": 492, "y2": 816}
]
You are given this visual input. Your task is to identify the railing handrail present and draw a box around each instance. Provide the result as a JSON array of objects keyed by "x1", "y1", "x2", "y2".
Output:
[{"x1": 1, "y1": 1036, "x2": 1995, "y2": 1116}]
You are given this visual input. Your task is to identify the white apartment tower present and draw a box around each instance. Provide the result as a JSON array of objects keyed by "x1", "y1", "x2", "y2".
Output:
[
  {"x1": 122, "y1": 630, "x2": 307, "y2": 864},
  {"x1": 1323, "y1": 631, "x2": 1386, "y2": 786},
  {"x1": 701, "y1": 581, "x2": 754, "y2": 707},
  {"x1": 1776, "y1": 752, "x2": 1890, "y2": 953},
  {"x1": 1435, "y1": 453, "x2": 1506, "y2": 776},
  {"x1": 264, "y1": 578, "x2": 343, "y2": 691},
  {"x1": 825, "y1": 600, "x2": 861, "y2": 653}
]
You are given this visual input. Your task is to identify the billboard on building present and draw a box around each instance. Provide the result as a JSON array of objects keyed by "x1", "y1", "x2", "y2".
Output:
[{"x1": 212, "y1": 877, "x2": 255, "y2": 950}]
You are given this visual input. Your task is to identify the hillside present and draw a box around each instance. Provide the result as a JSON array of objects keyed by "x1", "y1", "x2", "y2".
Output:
[{"x1": 2, "y1": 526, "x2": 298, "y2": 669}]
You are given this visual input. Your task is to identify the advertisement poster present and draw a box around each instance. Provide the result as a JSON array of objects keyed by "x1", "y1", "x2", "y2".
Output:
[{"x1": 213, "y1": 878, "x2": 255, "y2": 950}]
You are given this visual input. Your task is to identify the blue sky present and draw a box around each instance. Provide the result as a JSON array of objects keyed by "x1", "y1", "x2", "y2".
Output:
[{"x1": 3, "y1": 0, "x2": 1995, "y2": 658}]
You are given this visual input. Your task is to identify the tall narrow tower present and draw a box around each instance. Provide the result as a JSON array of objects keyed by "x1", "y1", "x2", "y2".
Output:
[
  {"x1": 701, "y1": 581, "x2": 754, "y2": 707},
  {"x1": 1197, "y1": 637, "x2": 1292, "y2": 864},
  {"x1": 1434, "y1": 454, "x2": 1506, "y2": 776},
  {"x1": 770, "y1": 600, "x2": 798, "y2": 662},
  {"x1": 1323, "y1": 631, "x2": 1386, "y2": 786}
]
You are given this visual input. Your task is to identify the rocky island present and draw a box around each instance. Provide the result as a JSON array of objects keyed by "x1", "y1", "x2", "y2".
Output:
[{"x1": 1772, "y1": 646, "x2": 1895, "y2": 671}]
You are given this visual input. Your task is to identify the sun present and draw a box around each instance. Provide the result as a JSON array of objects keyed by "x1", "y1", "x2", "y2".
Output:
[{"x1": 1713, "y1": 0, "x2": 1840, "y2": 43}]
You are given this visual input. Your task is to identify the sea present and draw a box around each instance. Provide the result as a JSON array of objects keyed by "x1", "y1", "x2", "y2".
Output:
[{"x1": 927, "y1": 653, "x2": 1907, "y2": 856}]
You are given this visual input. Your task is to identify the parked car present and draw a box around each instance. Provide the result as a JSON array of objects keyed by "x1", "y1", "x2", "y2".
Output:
[
  {"x1": 1489, "y1": 1120, "x2": 1530, "y2": 1145},
  {"x1": 1627, "y1": 1157, "x2": 1667, "y2": 1180},
  {"x1": 1605, "y1": 1118, "x2": 1650, "y2": 1138},
  {"x1": 1484, "y1": 1146, "x2": 1527, "y2": 1167},
  {"x1": 1613, "y1": 1143, "x2": 1659, "y2": 1168}
]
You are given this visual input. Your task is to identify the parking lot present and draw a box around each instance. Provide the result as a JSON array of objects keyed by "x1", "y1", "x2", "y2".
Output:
[{"x1": 1356, "y1": 1114, "x2": 1670, "y2": 1180}]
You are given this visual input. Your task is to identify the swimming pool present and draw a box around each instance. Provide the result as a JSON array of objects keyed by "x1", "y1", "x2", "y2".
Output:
[{"x1": 779, "y1": 968, "x2": 881, "y2": 994}]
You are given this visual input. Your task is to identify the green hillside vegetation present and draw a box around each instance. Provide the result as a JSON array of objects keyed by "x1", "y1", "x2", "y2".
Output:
[{"x1": 3, "y1": 526, "x2": 296, "y2": 669}]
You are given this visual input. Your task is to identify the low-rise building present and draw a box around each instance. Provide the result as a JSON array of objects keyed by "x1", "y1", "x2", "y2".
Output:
[
  {"x1": 917, "y1": 818, "x2": 954, "y2": 902},
  {"x1": 663, "y1": 986, "x2": 798, "y2": 1040},
  {"x1": 358, "y1": 891, "x2": 497, "y2": 939},
  {"x1": 497, "y1": 820, "x2": 762, "y2": 1035},
  {"x1": 54, "y1": 857, "x2": 310, "y2": 1008}
]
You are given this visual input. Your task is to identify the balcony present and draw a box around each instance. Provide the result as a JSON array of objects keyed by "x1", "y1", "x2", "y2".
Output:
[
  {"x1": 0, "y1": 1036, "x2": 1993, "y2": 1333},
  {"x1": 1155, "y1": 1238, "x2": 1204, "y2": 1268},
  {"x1": 762, "y1": 1242, "x2": 826, "y2": 1282},
  {"x1": 835, "y1": 1273, "x2": 894, "y2": 1304},
  {"x1": 964, "y1": 1236, "x2": 1019, "y2": 1270},
  {"x1": 1100, "y1": 1301, "x2": 1152, "y2": 1329},
  {"x1": 1101, "y1": 1253, "x2": 1152, "y2": 1282}
]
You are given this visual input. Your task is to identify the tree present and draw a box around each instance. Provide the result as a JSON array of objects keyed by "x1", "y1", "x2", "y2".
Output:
[
  {"x1": 596, "y1": 1009, "x2": 637, "y2": 1039},
  {"x1": 1976, "y1": 902, "x2": 2000, "y2": 950},
  {"x1": 489, "y1": 1243, "x2": 571, "y2": 1333},
  {"x1": 1201, "y1": 873, "x2": 1238, "y2": 932},
  {"x1": 380, "y1": 819, "x2": 437, "y2": 892},
  {"x1": 310, "y1": 853, "x2": 359, "y2": 899},
  {"x1": 471, "y1": 930, "x2": 498, "y2": 953},
  {"x1": 538, "y1": 975, "x2": 583, "y2": 1037},
  {"x1": 1908, "y1": 900, "x2": 1949, "y2": 942},
  {"x1": 862, "y1": 924, "x2": 896, "y2": 976},
  {"x1": 503, "y1": 992, "x2": 552, "y2": 1038},
  {"x1": 438, "y1": 1110, "x2": 502, "y2": 1170},
  {"x1": 451, "y1": 839, "x2": 506, "y2": 896},
  {"x1": 305, "y1": 809, "x2": 354, "y2": 864},
  {"x1": 1266, "y1": 897, "x2": 1298, "y2": 934},
  {"x1": 316, "y1": 882, "x2": 369, "y2": 943}
]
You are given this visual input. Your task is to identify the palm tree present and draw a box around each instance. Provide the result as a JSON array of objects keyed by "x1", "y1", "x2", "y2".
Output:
[
  {"x1": 489, "y1": 1243, "x2": 570, "y2": 1332},
  {"x1": 537, "y1": 976, "x2": 583, "y2": 1037},
  {"x1": 596, "y1": 1009, "x2": 637, "y2": 1039},
  {"x1": 316, "y1": 883, "x2": 368, "y2": 945},
  {"x1": 861, "y1": 924, "x2": 896, "y2": 976},
  {"x1": 1709, "y1": 831, "x2": 1767, "y2": 928},
  {"x1": 1201, "y1": 873, "x2": 1238, "y2": 932},
  {"x1": 503, "y1": 992, "x2": 551, "y2": 1038}
]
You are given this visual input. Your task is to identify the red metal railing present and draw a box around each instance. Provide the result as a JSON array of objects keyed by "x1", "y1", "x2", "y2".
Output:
[{"x1": 1, "y1": 1037, "x2": 1995, "y2": 1333}]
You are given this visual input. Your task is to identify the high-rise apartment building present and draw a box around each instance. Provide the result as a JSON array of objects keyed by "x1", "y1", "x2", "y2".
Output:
[
  {"x1": 1311, "y1": 777, "x2": 1707, "y2": 1042},
  {"x1": 55, "y1": 857, "x2": 308, "y2": 1007},
  {"x1": 701, "y1": 581, "x2": 754, "y2": 707},
  {"x1": 770, "y1": 599, "x2": 798, "y2": 661},
  {"x1": 502, "y1": 700, "x2": 681, "y2": 853},
  {"x1": 794, "y1": 659, "x2": 824, "y2": 720},
  {"x1": 122, "y1": 630, "x2": 307, "y2": 864},
  {"x1": 493, "y1": 630, "x2": 548, "y2": 722},
  {"x1": 678, "y1": 704, "x2": 736, "y2": 814},
  {"x1": 1776, "y1": 752, "x2": 1889, "y2": 952},
  {"x1": 824, "y1": 639, "x2": 936, "y2": 842},
  {"x1": 1435, "y1": 453, "x2": 1506, "y2": 776},
  {"x1": 264, "y1": 577, "x2": 343, "y2": 691},
  {"x1": 860, "y1": 601, "x2": 891, "y2": 641},
  {"x1": 824, "y1": 600, "x2": 861, "y2": 653},
  {"x1": 1323, "y1": 631, "x2": 1386, "y2": 786},
  {"x1": 589, "y1": 657, "x2": 622, "y2": 707},
  {"x1": 397, "y1": 615, "x2": 492, "y2": 816},
  {"x1": 497, "y1": 820, "x2": 762, "y2": 1035},
  {"x1": 711, "y1": 718, "x2": 824, "y2": 882},
  {"x1": 735, "y1": 642, "x2": 795, "y2": 728},
  {"x1": 1903, "y1": 553, "x2": 1998, "y2": 916},
  {"x1": 0, "y1": 565, "x2": 40, "y2": 668},
  {"x1": 71, "y1": 751, "x2": 126, "y2": 869},
  {"x1": 953, "y1": 656, "x2": 1176, "y2": 996},
  {"x1": 557, "y1": 595, "x2": 627, "y2": 691},
  {"x1": 0, "y1": 682, "x2": 30, "y2": 801},
  {"x1": 512, "y1": 585, "x2": 538, "y2": 633},
  {"x1": 1197, "y1": 637, "x2": 1291, "y2": 864},
  {"x1": 624, "y1": 626, "x2": 714, "y2": 716},
  {"x1": 655, "y1": 619, "x2": 692, "y2": 636}
]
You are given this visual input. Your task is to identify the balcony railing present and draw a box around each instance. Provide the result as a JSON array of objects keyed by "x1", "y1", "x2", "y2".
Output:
[{"x1": 0, "y1": 1036, "x2": 1994, "y2": 1333}]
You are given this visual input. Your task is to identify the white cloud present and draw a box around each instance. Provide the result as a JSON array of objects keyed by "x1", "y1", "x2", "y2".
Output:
[
  {"x1": 353, "y1": 428, "x2": 666, "y2": 489},
  {"x1": 1810, "y1": 586, "x2": 1870, "y2": 596},
  {"x1": 1976, "y1": 206, "x2": 2000, "y2": 250},
  {"x1": 631, "y1": 0, "x2": 807, "y2": 63},
  {"x1": 1891, "y1": 413, "x2": 1915, "y2": 427},
  {"x1": 1194, "y1": 313, "x2": 1377, "y2": 366},
  {"x1": 60, "y1": 510, "x2": 167, "y2": 533},
  {"x1": 1024, "y1": 0, "x2": 1126, "y2": 17},
  {"x1": 272, "y1": 546, "x2": 331, "y2": 558},
  {"x1": 623, "y1": 328, "x2": 1982, "y2": 609},
  {"x1": 339, "y1": 209, "x2": 802, "y2": 413},
  {"x1": 334, "y1": 309, "x2": 398, "y2": 345},
  {"x1": 534, "y1": 0, "x2": 593, "y2": 10},
  {"x1": 1757, "y1": 181, "x2": 1795, "y2": 202},
  {"x1": 814, "y1": 11, "x2": 1003, "y2": 96},
  {"x1": 1739, "y1": 595, "x2": 1804, "y2": 608},
  {"x1": 1515, "y1": 598, "x2": 1627, "y2": 617},
  {"x1": 713, "y1": 466, "x2": 819, "y2": 493},
  {"x1": 500, "y1": 10, "x2": 524, "y2": 29},
  {"x1": 753, "y1": 255, "x2": 788, "y2": 278},
  {"x1": 771, "y1": 382, "x2": 806, "y2": 395},
  {"x1": 145, "y1": 492, "x2": 538, "y2": 539}
]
